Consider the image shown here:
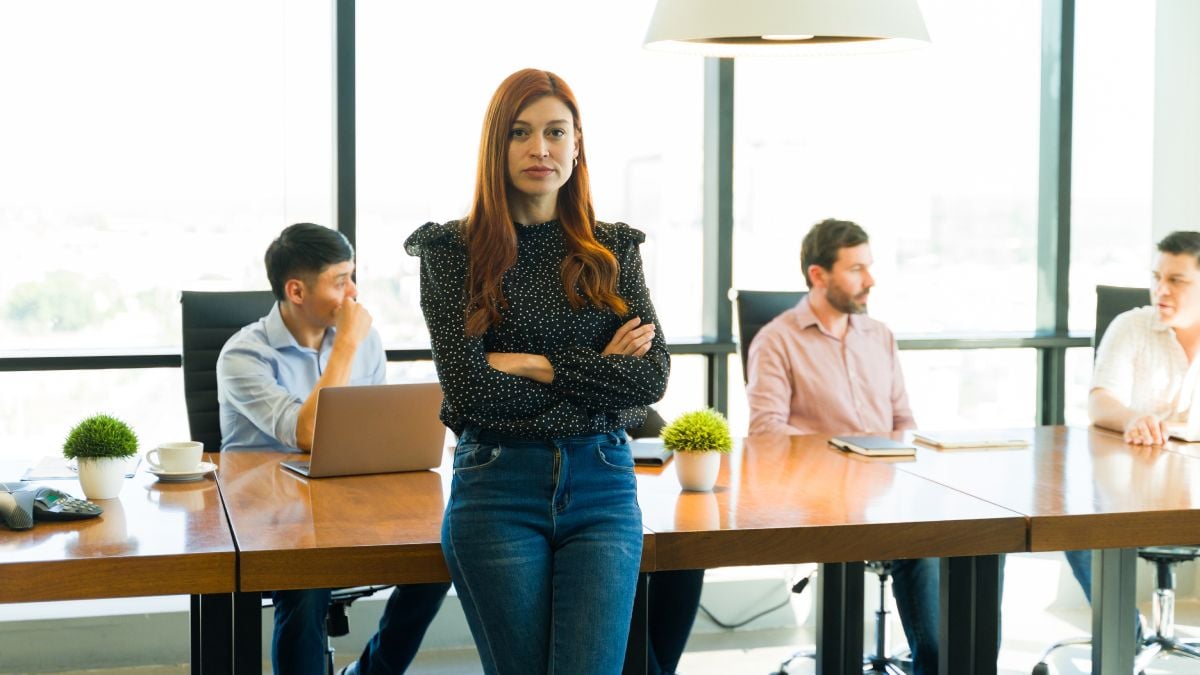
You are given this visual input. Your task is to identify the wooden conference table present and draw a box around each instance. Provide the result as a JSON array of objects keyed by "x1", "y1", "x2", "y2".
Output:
[
  {"x1": 887, "y1": 425, "x2": 1200, "y2": 675},
  {"x1": 637, "y1": 434, "x2": 1025, "y2": 675},
  {"x1": 216, "y1": 439, "x2": 1024, "y2": 675},
  {"x1": 10, "y1": 427, "x2": 1184, "y2": 672},
  {"x1": 0, "y1": 456, "x2": 236, "y2": 675}
]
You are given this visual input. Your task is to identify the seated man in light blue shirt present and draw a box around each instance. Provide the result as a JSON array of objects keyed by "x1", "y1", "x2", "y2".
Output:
[{"x1": 217, "y1": 222, "x2": 449, "y2": 675}]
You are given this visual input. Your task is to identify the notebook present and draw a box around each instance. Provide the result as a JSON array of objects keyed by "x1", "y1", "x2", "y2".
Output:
[
  {"x1": 1167, "y1": 419, "x2": 1200, "y2": 443},
  {"x1": 828, "y1": 435, "x2": 917, "y2": 458},
  {"x1": 281, "y1": 382, "x2": 446, "y2": 478},
  {"x1": 912, "y1": 431, "x2": 1029, "y2": 449},
  {"x1": 631, "y1": 438, "x2": 673, "y2": 466}
]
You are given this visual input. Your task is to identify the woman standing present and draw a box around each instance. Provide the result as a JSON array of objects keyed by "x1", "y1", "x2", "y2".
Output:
[{"x1": 405, "y1": 68, "x2": 669, "y2": 674}]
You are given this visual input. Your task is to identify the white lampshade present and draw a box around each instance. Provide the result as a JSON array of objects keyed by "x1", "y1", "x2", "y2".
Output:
[{"x1": 644, "y1": 0, "x2": 930, "y2": 56}]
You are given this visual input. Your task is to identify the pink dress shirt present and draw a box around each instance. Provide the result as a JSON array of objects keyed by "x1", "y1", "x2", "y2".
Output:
[{"x1": 746, "y1": 296, "x2": 916, "y2": 436}]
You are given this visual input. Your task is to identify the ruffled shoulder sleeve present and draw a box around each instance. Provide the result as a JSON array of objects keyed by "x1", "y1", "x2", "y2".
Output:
[
  {"x1": 404, "y1": 220, "x2": 466, "y2": 257},
  {"x1": 593, "y1": 220, "x2": 646, "y2": 254}
]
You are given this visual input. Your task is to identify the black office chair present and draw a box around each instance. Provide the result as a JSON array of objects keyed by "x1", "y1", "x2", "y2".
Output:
[
  {"x1": 180, "y1": 290, "x2": 391, "y2": 675},
  {"x1": 733, "y1": 290, "x2": 807, "y2": 377},
  {"x1": 627, "y1": 407, "x2": 667, "y2": 440},
  {"x1": 734, "y1": 290, "x2": 907, "y2": 675},
  {"x1": 1032, "y1": 285, "x2": 1200, "y2": 674}
]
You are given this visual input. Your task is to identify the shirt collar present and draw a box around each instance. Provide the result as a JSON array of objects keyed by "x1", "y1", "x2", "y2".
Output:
[
  {"x1": 791, "y1": 294, "x2": 871, "y2": 336},
  {"x1": 264, "y1": 302, "x2": 306, "y2": 352}
]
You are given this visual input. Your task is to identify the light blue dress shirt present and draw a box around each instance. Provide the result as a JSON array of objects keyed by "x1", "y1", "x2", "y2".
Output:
[{"x1": 216, "y1": 302, "x2": 386, "y2": 452}]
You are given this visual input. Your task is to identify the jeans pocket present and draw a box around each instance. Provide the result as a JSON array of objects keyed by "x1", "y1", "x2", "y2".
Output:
[
  {"x1": 595, "y1": 443, "x2": 635, "y2": 474},
  {"x1": 452, "y1": 441, "x2": 503, "y2": 474}
]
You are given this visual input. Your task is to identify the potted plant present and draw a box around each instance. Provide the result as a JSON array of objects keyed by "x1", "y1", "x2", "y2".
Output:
[
  {"x1": 63, "y1": 414, "x2": 139, "y2": 500},
  {"x1": 661, "y1": 409, "x2": 733, "y2": 491}
]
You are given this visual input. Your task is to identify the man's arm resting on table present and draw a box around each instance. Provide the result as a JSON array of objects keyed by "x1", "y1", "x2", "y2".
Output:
[{"x1": 1089, "y1": 387, "x2": 1166, "y2": 445}]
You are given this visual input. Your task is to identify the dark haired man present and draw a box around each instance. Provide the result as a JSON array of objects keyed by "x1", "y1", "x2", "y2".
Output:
[
  {"x1": 217, "y1": 223, "x2": 448, "y2": 675},
  {"x1": 1091, "y1": 230, "x2": 1200, "y2": 444},
  {"x1": 745, "y1": 218, "x2": 939, "y2": 674},
  {"x1": 1066, "y1": 230, "x2": 1200, "y2": 632}
]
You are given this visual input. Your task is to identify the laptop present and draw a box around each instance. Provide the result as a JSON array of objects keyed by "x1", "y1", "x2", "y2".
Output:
[
  {"x1": 281, "y1": 382, "x2": 445, "y2": 478},
  {"x1": 913, "y1": 431, "x2": 1029, "y2": 450}
]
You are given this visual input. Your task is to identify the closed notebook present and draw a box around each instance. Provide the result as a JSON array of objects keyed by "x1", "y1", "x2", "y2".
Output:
[
  {"x1": 912, "y1": 431, "x2": 1028, "y2": 449},
  {"x1": 631, "y1": 438, "x2": 673, "y2": 466},
  {"x1": 828, "y1": 435, "x2": 917, "y2": 458},
  {"x1": 1167, "y1": 421, "x2": 1200, "y2": 443}
]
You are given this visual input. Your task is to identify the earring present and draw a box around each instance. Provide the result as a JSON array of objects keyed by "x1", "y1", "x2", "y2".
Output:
[{"x1": 573, "y1": 157, "x2": 578, "y2": 167}]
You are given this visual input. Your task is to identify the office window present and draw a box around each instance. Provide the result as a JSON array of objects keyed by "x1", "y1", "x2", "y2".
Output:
[
  {"x1": 1069, "y1": 1, "x2": 1156, "y2": 330},
  {"x1": 732, "y1": 0, "x2": 1042, "y2": 334},
  {"x1": 355, "y1": 0, "x2": 705, "y2": 348},
  {"x1": 1065, "y1": 347, "x2": 1094, "y2": 428},
  {"x1": 0, "y1": 1, "x2": 332, "y2": 352},
  {"x1": 0, "y1": 370, "x2": 185, "y2": 462},
  {"x1": 657, "y1": 356, "x2": 709, "y2": 423},
  {"x1": 900, "y1": 349, "x2": 1037, "y2": 429},
  {"x1": 385, "y1": 360, "x2": 439, "y2": 385}
]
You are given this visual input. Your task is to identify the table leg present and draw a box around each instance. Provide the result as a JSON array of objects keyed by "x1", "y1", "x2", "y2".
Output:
[
  {"x1": 939, "y1": 555, "x2": 1000, "y2": 675},
  {"x1": 190, "y1": 595, "x2": 201, "y2": 673},
  {"x1": 1091, "y1": 548, "x2": 1137, "y2": 675},
  {"x1": 622, "y1": 573, "x2": 650, "y2": 675},
  {"x1": 195, "y1": 593, "x2": 232, "y2": 675},
  {"x1": 233, "y1": 591, "x2": 263, "y2": 675},
  {"x1": 816, "y1": 561, "x2": 865, "y2": 675}
]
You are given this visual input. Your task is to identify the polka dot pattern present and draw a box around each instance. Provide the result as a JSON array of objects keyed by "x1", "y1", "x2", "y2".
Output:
[{"x1": 405, "y1": 219, "x2": 670, "y2": 437}]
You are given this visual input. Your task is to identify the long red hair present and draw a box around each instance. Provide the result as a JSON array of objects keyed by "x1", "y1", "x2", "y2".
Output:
[{"x1": 464, "y1": 68, "x2": 627, "y2": 336}]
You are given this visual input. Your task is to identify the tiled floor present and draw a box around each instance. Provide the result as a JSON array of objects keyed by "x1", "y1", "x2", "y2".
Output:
[{"x1": 37, "y1": 555, "x2": 1200, "y2": 675}]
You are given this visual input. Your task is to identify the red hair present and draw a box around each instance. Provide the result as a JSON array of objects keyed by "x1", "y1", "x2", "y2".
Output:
[{"x1": 464, "y1": 68, "x2": 627, "y2": 336}]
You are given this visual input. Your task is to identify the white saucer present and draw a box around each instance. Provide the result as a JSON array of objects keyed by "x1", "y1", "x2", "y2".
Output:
[{"x1": 148, "y1": 461, "x2": 217, "y2": 482}]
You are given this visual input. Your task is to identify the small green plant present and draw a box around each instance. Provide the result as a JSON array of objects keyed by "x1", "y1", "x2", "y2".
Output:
[
  {"x1": 63, "y1": 414, "x2": 139, "y2": 460},
  {"x1": 661, "y1": 409, "x2": 733, "y2": 453}
]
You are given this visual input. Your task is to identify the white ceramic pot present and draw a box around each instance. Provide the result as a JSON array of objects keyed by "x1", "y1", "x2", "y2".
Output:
[
  {"x1": 674, "y1": 450, "x2": 721, "y2": 492},
  {"x1": 76, "y1": 457, "x2": 126, "y2": 500}
]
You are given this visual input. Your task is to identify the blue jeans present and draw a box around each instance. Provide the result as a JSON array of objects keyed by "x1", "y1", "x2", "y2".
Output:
[
  {"x1": 443, "y1": 427, "x2": 644, "y2": 675},
  {"x1": 272, "y1": 581, "x2": 449, "y2": 675},
  {"x1": 1063, "y1": 549, "x2": 1143, "y2": 640},
  {"x1": 1065, "y1": 548, "x2": 1094, "y2": 603},
  {"x1": 890, "y1": 557, "x2": 939, "y2": 675},
  {"x1": 891, "y1": 556, "x2": 1006, "y2": 675},
  {"x1": 635, "y1": 569, "x2": 706, "y2": 675}
]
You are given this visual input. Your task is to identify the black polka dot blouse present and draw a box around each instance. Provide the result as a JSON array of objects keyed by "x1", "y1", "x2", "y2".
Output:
[{"x1": 404, "y1": 219, "x2": 670, "y2": 438}]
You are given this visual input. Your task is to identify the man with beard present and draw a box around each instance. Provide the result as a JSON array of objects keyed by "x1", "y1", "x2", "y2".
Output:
[
  {"x1": 747, "y1": 218, "x2": 914, "y2": 437},
  {"x1": 745, "y1": 218, "x2": 939, "y2": 674}
]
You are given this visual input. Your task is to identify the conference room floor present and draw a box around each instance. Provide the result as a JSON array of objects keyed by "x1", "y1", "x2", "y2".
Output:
[{"x1": 42, "y1": 553, "x2": 1200, "y2": 675}]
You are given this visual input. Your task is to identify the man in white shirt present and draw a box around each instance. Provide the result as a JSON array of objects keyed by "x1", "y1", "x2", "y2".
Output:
[
  {"x1": 1090, "y1": 230, "x2": 1200, "y2": 444},
  {"x1": 1066, "y1": 231, "x2": 1200, "y2": 634}
]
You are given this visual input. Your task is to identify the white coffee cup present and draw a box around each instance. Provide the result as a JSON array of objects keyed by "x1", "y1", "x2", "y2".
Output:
[{"x1": 146, "y1": 441, "x2": 204, "y2": 473}]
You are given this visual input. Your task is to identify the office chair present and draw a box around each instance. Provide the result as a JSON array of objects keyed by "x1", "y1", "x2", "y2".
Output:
[
  {"x1": 1032, "y1": 285, "x2": 1200, "y2": 674},
  {"x1": 733, "y1": 290, "x2": 908, "y2": 674},
  {"x1": 180, "y1": 290, "x2": 391, "y2": 675},
  {"x1": 628, "y1": 407, "x2": 667, "y2": 440}
]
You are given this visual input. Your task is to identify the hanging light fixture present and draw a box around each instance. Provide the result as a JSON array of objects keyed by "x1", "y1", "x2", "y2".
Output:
[{"x1": 644, "y1": 0, "x2": 930, "y2": 56}]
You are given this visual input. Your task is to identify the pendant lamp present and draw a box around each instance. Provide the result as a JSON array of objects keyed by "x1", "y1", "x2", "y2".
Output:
[{"x1": 644, "y1": 0, "x2": 930, "y2": 56}]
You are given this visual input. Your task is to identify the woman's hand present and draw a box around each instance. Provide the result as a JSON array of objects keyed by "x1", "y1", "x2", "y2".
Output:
[
  {"x1": 487, "y1": 352, "x2": 555, "y2": 384},
  {"x1": 602, "y1": 317, "x2": 656, "y2": 357},
  {"x1": 1124, "y1": 414, "x2": 1167, "y2": 446}
]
